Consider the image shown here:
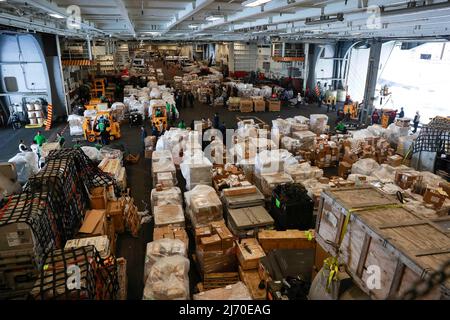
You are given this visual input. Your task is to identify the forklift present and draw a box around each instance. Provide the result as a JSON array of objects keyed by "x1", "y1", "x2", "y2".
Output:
[
  {"x1": 83, "y1": 111, "x2": 121, "y2": 143},
  {"x1": 151, "y1": 105, "x2": 168, "y2": 133}
]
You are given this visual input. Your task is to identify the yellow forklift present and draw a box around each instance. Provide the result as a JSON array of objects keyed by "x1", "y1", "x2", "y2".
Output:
[
  {"x1": 83, "y1": 111, "x2": 121, "y2": 143},
  {"x1": 151, "y1": 105, "x2": 168, "y2": 133}
]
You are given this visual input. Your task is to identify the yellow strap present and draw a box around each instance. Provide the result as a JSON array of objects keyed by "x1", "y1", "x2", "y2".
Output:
[
  {"x1": 43, "y1": 264, "x2": 49, "y2": 271},
  {"x1": 339, "y1": 203, "x2": 403, "y2": 245},
  {"x1": 305, "y1": 230, "x2": 314, "y2": 241}
]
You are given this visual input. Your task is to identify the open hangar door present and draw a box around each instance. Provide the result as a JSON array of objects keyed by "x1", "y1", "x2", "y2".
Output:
[{"x1": 345, "y1": 40, "x2": 450, "y2": 122}]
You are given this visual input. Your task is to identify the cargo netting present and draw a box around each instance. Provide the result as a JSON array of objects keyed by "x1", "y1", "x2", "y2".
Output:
[
  {"x1": 413, "y1": 116, "x2": 450, "y2": 154},
  {"x1": 0, "y1": 191, "x2": 58, "y2": 268},
  {"x1": 26, "y1": 148, "x2": 116, "y2": 242},
  {"x1": 31, "y1": 246, "x2": 119, "y2": 300}
]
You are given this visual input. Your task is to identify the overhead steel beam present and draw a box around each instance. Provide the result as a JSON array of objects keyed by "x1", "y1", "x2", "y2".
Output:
[
  {"x1": 164, "y1": 0, "x2": 216, "y2": 33},
  {"x1": 17, "y1": 0, "x2": 108, "y2": 35},
  {"x1": 113, "y1": 0, "x2": 136, "y2": 36}
]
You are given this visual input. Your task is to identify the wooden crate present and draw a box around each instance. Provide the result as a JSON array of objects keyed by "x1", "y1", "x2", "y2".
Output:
[
  {"x1": 258, "y1": 230, "x2": 316, "y2": 253},
  {"x1": 236, "y1": 238, "x2": 266, "y2": 270},
  {"x1": 106, "y1": 200, "x2": 125, "y2": 233},
  {"x1": 240, "y1": 99, "x2": 253, "y2": 113},
  {"x1": 253, "y1": 100, "x2": 266, "y2": 112},
  {"x1": 266, "y1": 99, "x2": 281, "y2": 112},
  {"x1": 316, "y1": 186, "x2": 450, "y2": 300},
  {"x1": 203, "y1": 272, "x2": 240, "y2": 290},
  {"x1": 239, "y1": 266, "x2": 266, "y2": 300}
]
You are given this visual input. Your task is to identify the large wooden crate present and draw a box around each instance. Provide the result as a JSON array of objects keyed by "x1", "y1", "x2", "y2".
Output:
[
  {"x1": 240, "y1": 99, "x2": 254, "y2": 113},
  {"x1": 316, "y1": 186, "x2": 450, "y2": 300}
]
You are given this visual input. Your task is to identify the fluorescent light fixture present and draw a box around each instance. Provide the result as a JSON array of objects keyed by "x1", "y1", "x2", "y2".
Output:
[
  {"x1": 142, "y1": 31, "x2": 160, "y2": 35},
  {"x1": 188, "y1": 24, "x2": 199, "y2": 29},
  {"x1": 48, "y1": 13, "x2": 65, "y2": 19},
  {"x1": 242, "y1": 0, "x2": 272, "y2": 7},
  {"x1": 206, "y1": 15, "x2": 222, "y2": 21}
]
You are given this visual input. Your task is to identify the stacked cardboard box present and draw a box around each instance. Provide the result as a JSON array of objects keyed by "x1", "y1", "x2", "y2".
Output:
[
  {"x1": 152, "y1": 150, "x2": 176, "y2": 186},
  {"x1": 185, "y1": 185, "x2": 223, "y2": 227},
  {"x1": 144, "y1": 136, "x2": 157, "y2": 159},
  {"x1": 153, "y1": 205, "x2": 185, "y2": 228},
  {"x1": 240, "y1": 98, "x2": 254, "y2": 113},
  {"x1": 292, "y1": 131, "x2": 316, "y2": 150},
  {"x1": 228, "y1": 97, "x2": 241, "y2": 111},
  {"x1": 236, "y1": 238, "x2": 267, "y2": 300},
  {"x1": 153, "y1": 225, "x2": 189, "y2": 249},
  {"x1": 252, "y1": 96, "x2": 266, "y2": 112}
]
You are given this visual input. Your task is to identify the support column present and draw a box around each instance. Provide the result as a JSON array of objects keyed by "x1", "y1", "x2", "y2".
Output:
[{"x1": 361, "y1": 39, "x2": 382, "y2": 124}]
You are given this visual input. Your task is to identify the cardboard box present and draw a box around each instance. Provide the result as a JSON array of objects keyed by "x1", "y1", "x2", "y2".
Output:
[
  {"x1": 258, "y1": 230, "x2": 316, "y2": 253},
  {"x1": 78, "y1": 209, "x2": 107, "y2": 237},
  {"x1": 423, "y1": 187, "x2": 448, "y2": 209},
  {"x1": 211, "y1": 221, "x2": 234, "y2": 250},
  {"x1": 200, "y1": 234, "x2": 222, "y2": 251},
  {"x1": 338, "y1": 161, "x2": 352, "y2": 178},
  {"x1": 89, "y1": 187, "x2": 107, "y2": 209},
  {"x1": 267, "y1": 99, "x2": 281, "y2": 112},
  {"x1": 153, "y1": 205, "x2": 185, "y2": 227},
  {"x1": 145, "y1": 147, "x2": 154, "y2": 159},
  {"x1": 395, "y1": 171, "x2": 422, "y2": 190},
  {"x1": 253, "y1": 100, "x2": 266, "y2": 112},
  {"x1": 240, "y1": 99, "x2": 253, "y2": 113},
  {"x1": 387, "y1": 154, "x2": 403, "y2": 167},
  {"x1": 439, "y1": 182, "x2": 450, "y2": 198},
  {"x1": 65, "y1": 235, "x2": 110, "y2": 258},
  {"x1": 236, "y1": 238, "x2": 266, "y2": 270},
  {"x1": 106, "y1": 200, "x2": 124, "y2": 233},
  {"x1": 153, "y1": 225, "x2": 189, "y2": 249}
]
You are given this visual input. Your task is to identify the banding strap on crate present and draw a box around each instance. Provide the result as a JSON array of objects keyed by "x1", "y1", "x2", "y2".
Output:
[{"x1": 323, "y1": 203, "x2": 403, "y2": 291}]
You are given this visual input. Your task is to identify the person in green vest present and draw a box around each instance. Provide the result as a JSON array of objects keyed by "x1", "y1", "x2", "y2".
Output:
[
  {"x1": 165, "y1": 102, "x2": 171, "y2": 116},
  {"x1": 155, "y1": 108, "x2": 163, "y2": 118},
  {"x1": 33, "y1": 131, "x2": 47, "y2": 147},
  {"x1": 178, "y1": 120, "x2": 186, "y2": 129},
  {"x1": 56, "y1": 132, "x2": 65, "y2": 147},
  {"x1": 97, "y1": 120, "x2": 108, "y2": 145},
  {"x1": 335, "y1": 122, "x2": 347, "y2": 134},
  {"x1": 171, "y1": 104, "x2": 177, "y2": 125}
]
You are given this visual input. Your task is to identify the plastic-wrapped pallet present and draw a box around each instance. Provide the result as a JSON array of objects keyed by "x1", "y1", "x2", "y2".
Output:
[
  {"x1": 67, "y1": 115, "x2": 84, "y2": 136},
  {"x1": 254, "y1": 149, "x2": 297, "y2": 176},
  {"x1": 385, "y1": 123, "x2": 410, "y2": 145},
  {"x1": 232, "y1": 141, "x2": 257, "y2": 162},
  {"x1": 111, "y1": 102, "x2": 126, "y2": 122},
  {"x1": 260, "y1": 172, "x2": 294, "y2": 197},
  {"x1": 286, "y1": 118, "x2": 309, "y2": 132},
  {"x1": 143, "y1": 256, "x2": 190, "y2": 300},
  {"x1": 370, "y1": 164, "x2": 399, "y2": 183},
  {"x1": 272, "y1": 118, "x2": 291, "y2": 135},
  {"x1": 180, "y1": 153, "x2": 213, "y2": 190},
  {"x1": 8, "y1": 152, "x2": 39, "y2": 184},
  {"x1": 184, "y1": 185, "x2": 223, "y2": 227},
  {"x1": 285, "y1": 162, "x2": 323, "y2": 182},
  {"x1": 291, "y1": 131, "x2": 316, "y2": 150},
  {"x1": 294, "y1": 115, "x2": 310, "y2": 125},
  {"x1": 143, "y1": 239, "x2": 187, "y2": 284},
  {"x1": 281, "y1": 136, "x2": 301, "y2": 154},
  {"x1": 396, "y1": 134, "x2": 418, "y2": 156},
  {"x1": 150, "y1": 187, "x2": 182, "y2": 211},
  {"x1": 194, "y1": 281, "x2": 252, "y2": 300},
  {"x1": 153, "y1": 205, "x2": 185, "y2": 228},
  {"x1": 347, "y1": 174, "x2": 380, "y2": 185},
  {"x1": 351, "y1": 158, "x2": 380, "y2": 176},
  {"x1": 152, "y1": 150, "x2": 176, "y2": 183},
  {"x1": 249, "y1": 137, "x2": 278, "y2": 153},
  {"x1": 309, "y1": 114, "x2": 329, "y2": 134}
]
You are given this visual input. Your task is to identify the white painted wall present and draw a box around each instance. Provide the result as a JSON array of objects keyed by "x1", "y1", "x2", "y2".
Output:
[
  {"x1": 346, "y1": 47, "x2": 370, "y2": 102},
  {"x1": 314, "y1": 44, "x2": 335, "y2": 89}
]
